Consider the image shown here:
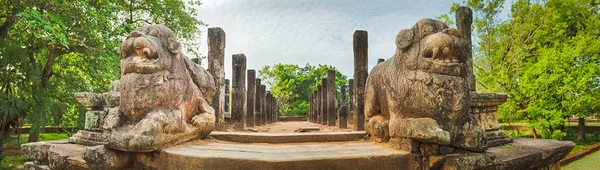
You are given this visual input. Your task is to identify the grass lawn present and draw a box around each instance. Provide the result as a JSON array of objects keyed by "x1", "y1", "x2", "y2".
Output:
[
  {"x1": 1, "y1": 133, "x2": 70, "y2": 170},
  {"x1": 566, "y1": 134, "x2": 600, "y2": 154},
  {"x1": 500, "y1": 121, "x2": 600, "y2": 127},
  {"x1": 562, "y1": 150, "x2": 600, "y2": 170}
]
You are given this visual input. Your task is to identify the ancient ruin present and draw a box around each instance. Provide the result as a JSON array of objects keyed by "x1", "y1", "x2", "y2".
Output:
[
  {"x1": 364, "y1": 18, "x2": 486, "y2": 152},
  {"x1": 20, "y1": 6, "x2": 574, "y2": 170}
]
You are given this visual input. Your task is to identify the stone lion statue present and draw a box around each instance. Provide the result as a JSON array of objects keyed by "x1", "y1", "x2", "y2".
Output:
[
  {"x1": 364, "y1": 18, "x2": 486, "y2": 152},
  {"x1": 102, "y1": 25, "x2": 216, "y2": 152}
]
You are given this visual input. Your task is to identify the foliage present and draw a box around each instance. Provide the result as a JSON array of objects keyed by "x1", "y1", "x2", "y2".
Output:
[
  {"x1": 0, "y1": 0, "x2": 207, "y2": 143},
  {"x1": 443, "y1": 0, "x2": 600, "y2": 140},
  {"x1": 259, "y1": 63, "x2": 348, "y2": 116}
]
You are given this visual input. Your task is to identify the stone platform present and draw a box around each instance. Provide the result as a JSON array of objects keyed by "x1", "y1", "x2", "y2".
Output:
[
  {"x1": 21, "y1": 122, "x2": 574, "y2": 170},
  {"x1": 210, "y1": 131, "x2": 366, "y2": 143}
]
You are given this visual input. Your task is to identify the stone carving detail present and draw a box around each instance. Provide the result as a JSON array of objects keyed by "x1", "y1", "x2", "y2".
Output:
[
  {"x1": 103, "y1": 24, "x2": 216, "y2": 152},
  {"x1": 364, "y1": 18, "x2": 486, "y2": 152}
]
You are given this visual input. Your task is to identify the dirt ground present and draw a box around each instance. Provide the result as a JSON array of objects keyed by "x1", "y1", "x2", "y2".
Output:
[{"x1": 225, "y1": 121, "x2": 355, "y2": 133}]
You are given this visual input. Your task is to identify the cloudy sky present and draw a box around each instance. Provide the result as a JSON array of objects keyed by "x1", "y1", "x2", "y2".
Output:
[{"x1": 193, "y1": 0, "x2": 510, "y2": 80}]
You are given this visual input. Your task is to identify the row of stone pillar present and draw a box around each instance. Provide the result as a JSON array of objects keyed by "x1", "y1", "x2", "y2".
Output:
[
  {"x1": 207, "y1": 28, "x2": 278, "y2": 129},
  {"x1": 308, "y1": 30, "x2": 368, "y2": 131}
]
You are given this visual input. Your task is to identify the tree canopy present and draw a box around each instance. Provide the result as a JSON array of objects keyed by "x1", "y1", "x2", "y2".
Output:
[
  {"x1": 442, "y1": 0, "x2": 600, "y2": 140},
  {"x1": 0, "y1": 0, "x2": 207, "y2": 151},
  {"x1": 259, "y1": 63, "x2": 348, "y2": 116}
]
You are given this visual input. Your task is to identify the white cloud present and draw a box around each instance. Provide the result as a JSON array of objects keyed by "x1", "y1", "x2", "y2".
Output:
[{"x1": 191, "y1": 0, "x2": 499, "y2": 81}]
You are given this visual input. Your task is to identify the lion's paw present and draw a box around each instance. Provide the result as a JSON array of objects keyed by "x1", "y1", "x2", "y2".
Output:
[{"x1": 191, "y1": 112, "x2": 215, "y2": 127}]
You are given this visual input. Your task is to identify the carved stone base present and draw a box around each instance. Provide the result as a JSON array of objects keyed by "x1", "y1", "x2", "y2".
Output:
[
  {"x1": 68, "y1": 130, "x2": 105, "y2": 146},
  {"x1": 486, "y1": 130, "x2": 513, "y2": 147}
]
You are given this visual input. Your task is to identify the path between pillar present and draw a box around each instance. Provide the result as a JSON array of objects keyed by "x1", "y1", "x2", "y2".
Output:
[{"x1": 222, "y1": 121, "x2": 355, "y2": 133}]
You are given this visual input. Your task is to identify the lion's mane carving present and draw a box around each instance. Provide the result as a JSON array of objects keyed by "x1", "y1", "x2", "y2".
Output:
[
  {"x1": 364, "y1": 18, "x2": 486, "y2": 152},
  {"x1": 103, "y1": 25, "x2": 216, "y2": 152}
]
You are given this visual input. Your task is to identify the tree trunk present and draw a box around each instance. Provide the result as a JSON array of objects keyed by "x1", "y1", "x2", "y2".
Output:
[
  {"x1": 27, "y1": 48, "x2": 60, "y2": 143},
  {"x1": 0, "y1": 124, "x2": 10, "y2": 165},
  {"x1": 532, "y1": 128, "x2": 538, "y2": 139},
  {"x1": 578, "y1": 117, "x2": 585, "y2": 142}
]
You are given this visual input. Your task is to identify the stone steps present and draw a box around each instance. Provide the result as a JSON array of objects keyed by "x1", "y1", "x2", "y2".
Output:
[
  {"x1": 210, "y1": 131, "x2": 366, "y2": 143},
  {"x1": 158, "y1": 140, "x2": 416, "y2": 170}
]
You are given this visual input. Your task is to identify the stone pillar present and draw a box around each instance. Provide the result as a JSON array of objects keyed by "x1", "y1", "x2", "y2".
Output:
[
  {"x1": 266, "y1": 91, "x2": 271, "y2": 124},
  {"x1": 306, "y1": 92, "x2": 315, "y2": 122},
  {"x1": 456, "y1": 6, "x2": 475, "y2": 91},
  {"x1": 225, "y1": 79, "x2": 230, "y2": 112},
  {"x1": 377, "y1": 58, "x2": 385, "y2": 64},
  {"x1": 353, "y1": 30, "x2": 367, "y2": 131},
  {"x1": 255, "y1": 79, "x2": 262, "y2": 126},
  {"x1": 327, "y1": 70, "x2": 337, "y2": 126},
  {"x1": 208, "y1": 27, "x2": 226, "y2": 125},
  {"x1": 338, "y1": 83, "x2": 347, "y2": 128},
  {"x1": 321, "y1": 78, "x2": 328, "y2": 125},
  {"x1": 317, "y1": 85, "x2": 322, "y2": 124},
  {"x1": 270, "y1": 97, "x2": 276, "y2": 122},
  {"x1": 312, "y1": 92, "x2": 316, "y2": 122},
  {"x1": 348, "y1": 79, "x2": 354, "y2": 114},
  {"x1": 231, "y1": 54, "x2": 246, "y2": 128},
  {"x1": 246, "y1": 70, "x2": 256, "y2": 127},
  {"x1": 261, "y1": 85, "x2": 267, "y2": 125}
]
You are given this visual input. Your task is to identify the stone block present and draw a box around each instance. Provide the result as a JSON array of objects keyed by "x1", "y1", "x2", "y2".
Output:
[
  {"x1": 84, "y1": 110, "x2": 107, "y2": 131},
  {"x1": 389, "y1": 138, "x2": 419, "y2": 153}
]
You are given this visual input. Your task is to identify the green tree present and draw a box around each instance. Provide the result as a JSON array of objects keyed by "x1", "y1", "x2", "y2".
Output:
[
  {"x1": 259, "y1": 63, "x2": 347, "y2": 116},
  {"x1": 0, "y1": 0, "x2": 207, "y2": 144},
  {"x1": 442, "y1": 0, "x2": 600, "y2": 140}
]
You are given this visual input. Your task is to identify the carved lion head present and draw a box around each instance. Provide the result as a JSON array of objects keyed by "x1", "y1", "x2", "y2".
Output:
[
  {"x1": 395, "y1": 18, "x2": 468, "y2": 77},
  {"x1": 119, "y1": 25, "x2": 181, "y2": 75}
]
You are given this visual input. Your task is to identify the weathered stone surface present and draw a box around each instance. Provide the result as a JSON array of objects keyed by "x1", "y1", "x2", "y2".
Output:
[
  {"x1": 83, "y1": 145, "x2": 131, "y2": 170},
  {"x1": 348, "y1": 79, "x2": 354, "y2": 124},
  {"x1": 224, "y1": 79, "x2": 230, "y2": 112},
  {"x1": 103, "y1": 25, "x2": 216, "y2": 152},
  {"x1": 317, "y1": 85, "x2": 323, "y2": 124},
  {"x1": 456, "y1": 6, "x2": 475, "y2": 91},
  {"x1": 486, "y1": 130, "x2": 513, "y2": 147},
  {"x1": 208, "y1": 27, "x2": 226, "y2": 125},
  {"x1": 74, "y1": 92, "x2": 103, "y2": 110},
  {"x1": 321, "y1": 78, "x2": 328, "y2": 125},
  {"x1": 84, "y1": 110, "x2": 106, "y2": 131},
  {"x1": 210, "y1": 131, "x2": 366, "y2": 143},
  {"x1": 156, "y1": 140, "x2": 418, "y2": 170},
  {"x1": 260, "y1": 85, "x2": 267, "y2": 125},
  {"x1": 511, "y1": 138, "x2": 574, "y2": 166},
  {"x1": 255, "y1": 79, "x2": 263, "y2": 126},
  {"x1": 246, "y1": 70, "x2": 256, "y2": 127},
  {"x1": 327, "y1": 70, "x2": 337, "y2": 126},
  {"x1": 388, "y1": 138, "x2": 419, "y2": 153},
  {"x1": 101, "y1": 80, "x2": 120, "y2": 108},
  {"x1": 47, "y1": 143, "x2": 87, "y2": 170},
  {"x1": 22, "y1": 141, "x2": 54, "y2": 164},
  {"x1": 353, "y1": 30, "x2": 367, "y2": 131},
  {"x1": 420, "y1": 143, "x2": 440, "y2": 157},
  {"x1": 21, "y1": 140, "x2": 88, "y2": 170},
  {"x1": 442, "y1": 152, "x2": 504, "y2": 170},
  {"x1": 265, "y1": 91, "x2": 272, "y2": 124},
  {"x1": 69, "y1": 130, "x2": 105, "y2": 146},
  {"x1": 232, "y1": 54, "x2": 246, "y2": 128},
  {"x1": 364, "y1": 18, "x2": 486, "y2": 152},
  {"x1": 23, "y1": 162, "x2": 50, "y2": 170}
]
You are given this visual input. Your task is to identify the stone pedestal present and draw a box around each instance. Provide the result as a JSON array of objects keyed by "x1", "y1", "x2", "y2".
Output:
[
  {"x1": 70, "y1": 92, "x2": 109, "y2": 146},
  {"x1": 471, "y1": 92, "x2": 512, "y2": 147}
]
